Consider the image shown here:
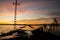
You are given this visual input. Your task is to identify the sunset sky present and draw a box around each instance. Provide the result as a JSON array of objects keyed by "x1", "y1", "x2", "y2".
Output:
[
  {"x1": 0, "y1": 0, "x2": 60, "y2": 24},
  {"x1": 0, "y1": 0, "x2": 60, "y2": 35}
]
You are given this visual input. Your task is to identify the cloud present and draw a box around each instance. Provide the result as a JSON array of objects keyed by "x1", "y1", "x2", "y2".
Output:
[
  {"x1": 47, "y1": 12, "x2": 60, "y2": 18},
  {"x1": 0, "y1": 0, "x2": 60, "y2": 20}
]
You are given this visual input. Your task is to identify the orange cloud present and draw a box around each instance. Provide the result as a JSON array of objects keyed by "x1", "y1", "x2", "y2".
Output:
[{"x1": 16, "y1": 19, "x2": 52, "y2": 24}]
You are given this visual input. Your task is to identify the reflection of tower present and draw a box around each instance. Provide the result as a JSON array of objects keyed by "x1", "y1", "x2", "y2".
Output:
[{"x1": 13, "y1": 0, "x2": 20, "y2": 29}]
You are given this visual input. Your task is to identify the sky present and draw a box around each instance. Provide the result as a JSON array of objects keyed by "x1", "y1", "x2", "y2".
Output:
[{"x1": 0, "y1": 0, "x2": 60, "y2": 23}]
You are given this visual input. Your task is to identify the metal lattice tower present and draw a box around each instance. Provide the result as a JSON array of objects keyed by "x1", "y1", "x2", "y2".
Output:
[{"x1": 13, "y1": 0, "x2": 20, "y2": 29}]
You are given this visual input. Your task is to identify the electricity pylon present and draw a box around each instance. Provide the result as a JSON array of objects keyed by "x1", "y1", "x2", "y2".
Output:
[{"x1": 13, "y1": 0, "x2": 20, "y2": 29}]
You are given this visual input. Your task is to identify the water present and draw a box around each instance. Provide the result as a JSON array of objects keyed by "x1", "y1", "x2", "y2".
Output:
[
  {"x1": 0, "y1": 25, "x2": 60, "y2": 40},
  {"x1": 0, "y1": 25, "x2": 40, "y2": 33}
]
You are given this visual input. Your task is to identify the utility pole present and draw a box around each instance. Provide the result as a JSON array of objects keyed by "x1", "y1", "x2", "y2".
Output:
[
  {"x1": 52, "y1": 18, "x2": 58, "y2": 32},
  {"x1": 53, "y1": 18, "x2": 57, "y2": 24},
  {"x1": 13, "y1": 0, "x2": 20, "y2": 29}
]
